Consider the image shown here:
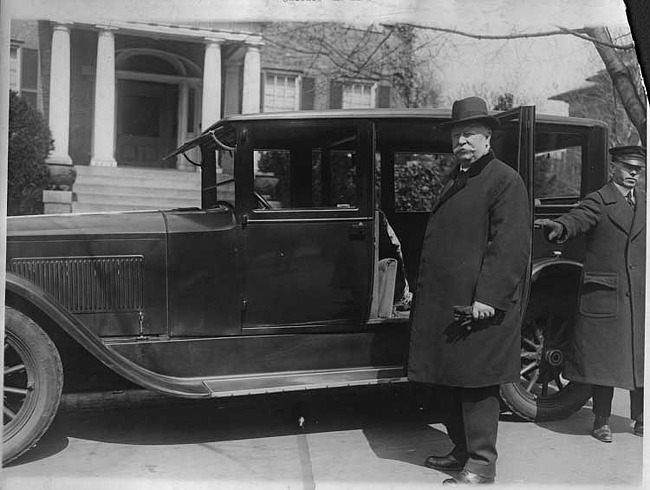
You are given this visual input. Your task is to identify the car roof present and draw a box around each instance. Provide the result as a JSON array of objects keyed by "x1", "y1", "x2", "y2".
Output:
[
  {"x1": 166, "y1": 107, "x2": 607, "y2": 159},
  {"x1": 216, "y1": 108, "x2": 607, "y2": 128}
]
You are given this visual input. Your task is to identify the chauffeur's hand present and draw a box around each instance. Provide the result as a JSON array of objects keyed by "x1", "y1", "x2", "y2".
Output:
[
  {"x1": 534, "y1": 218, "x2": 564, "y2": 241},
  {"x1": 472, "y1": 301, "x2": 495, "y2": 320}
]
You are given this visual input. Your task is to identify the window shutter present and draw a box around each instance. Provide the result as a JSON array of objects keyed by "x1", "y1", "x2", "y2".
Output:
[
  {"x1": 301, "y1": 77, "x2": 315, "y2": 110},
  {"x1": 329, "y1": 81, "x2": 343, "y2": 109},
  {"x1": 377, "y1": 85, "x2": 391, "y2": 108}
]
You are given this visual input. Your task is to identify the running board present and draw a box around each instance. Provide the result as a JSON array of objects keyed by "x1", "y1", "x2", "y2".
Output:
[{"x1": 202, "y1": 366, "x2": 407, "y2": 397}]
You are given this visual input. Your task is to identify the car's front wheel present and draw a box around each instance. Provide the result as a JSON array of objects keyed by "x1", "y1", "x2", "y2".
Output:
[
  {"x1": 3, "y1": 307, "x2": 63, "y2": 464},
  {"x1": 499, "y1": 293, "x2": 591, "y2": 422}
]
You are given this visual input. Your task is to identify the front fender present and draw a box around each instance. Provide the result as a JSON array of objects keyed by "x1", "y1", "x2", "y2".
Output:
[{"x1": 5, "y1": 272, "x2": 210, "y2": 398}]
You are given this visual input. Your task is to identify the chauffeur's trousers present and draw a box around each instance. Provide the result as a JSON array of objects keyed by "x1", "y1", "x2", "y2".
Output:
[
  {"x1": 434, "y1": 385, "x2": 500, "y2": 479},
  {"x1": 592, "y1": 384, "x2": 644, "y2": 421}
]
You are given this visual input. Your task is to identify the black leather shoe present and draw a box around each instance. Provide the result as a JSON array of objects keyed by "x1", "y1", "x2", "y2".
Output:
[
  {"x1": 442, "y1": 469, "x2": 495, "y2": 485},
  {"x1": 424, "y1": 452, "x2": 466, "y2": 471},
  {"x1": 634, "y1": 420, "x2": 643, "y2": 437},
  {"x1": 591, "y1": 424, "x2": 613, "y2": 443}
]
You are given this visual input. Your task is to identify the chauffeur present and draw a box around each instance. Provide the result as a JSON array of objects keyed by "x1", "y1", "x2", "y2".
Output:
[
  {"x1": 536, "y1": 145, "x2": 646, "y2": 443},
  {"x1": 408, "y1": 97, "x2": 531, "y2": 485}
]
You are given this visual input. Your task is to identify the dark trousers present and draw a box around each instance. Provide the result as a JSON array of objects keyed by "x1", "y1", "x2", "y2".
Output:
[
  {"x1": 592, "y1": 385, "x2": 644, "y2": 421},
  {"x1": 434, "y1": 385, "x2": 500, "y2": 479}
]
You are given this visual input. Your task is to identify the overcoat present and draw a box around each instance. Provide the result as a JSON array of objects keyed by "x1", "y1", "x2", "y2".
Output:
[
  {"x1": 556, "y1": 182, "x2": 645, "y2": 390},
  {"x1": 408, "y1": 151, "x2": 531, "y2": 387}
]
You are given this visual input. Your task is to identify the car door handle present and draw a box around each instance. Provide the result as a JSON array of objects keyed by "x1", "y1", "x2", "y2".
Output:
[{"x1": 349, "y1": 222, "x2": 369, "y2": 240}]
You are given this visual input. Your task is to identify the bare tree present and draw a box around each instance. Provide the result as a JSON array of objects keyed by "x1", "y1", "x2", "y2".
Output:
[{"x1": 392, "y1": 23, "x2": 647, "y2": 144}]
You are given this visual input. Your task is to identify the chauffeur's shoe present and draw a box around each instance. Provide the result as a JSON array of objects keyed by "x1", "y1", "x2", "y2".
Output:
[
  {"x1": 442, "y1": 469, "x2": 495, "y2": 485},
  {"x1": 424, "y1": 452, "x2": 467, "y2": 471},
  {"x1": 591, "y1": 417, "x2": 613, "y2": 443},
  {"x1": 634, "y1": 419, "x2": 643, "y2": 437}
]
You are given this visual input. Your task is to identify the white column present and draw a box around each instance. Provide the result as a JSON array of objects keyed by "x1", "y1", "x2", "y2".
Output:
[
  {"x1": 46, "y1": 24, "x2": 72, "y2": 165},
  {"x1": 90, "y1": 28, "x2": 117, "y2": 166},
  {"x1": 242, "y1": 44, "x2": 261, "y2": 114},
  {"x1": 201, "y1": 40, "x2": 222, "y2": 131},
  {"x1": 223, "y1": 64, "x2": 240, "y2": 116}
]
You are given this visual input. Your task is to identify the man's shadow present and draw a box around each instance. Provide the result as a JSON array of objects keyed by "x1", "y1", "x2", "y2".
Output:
[{"x1": 361, "y1": 385, "x2": 460, "y2": 478}]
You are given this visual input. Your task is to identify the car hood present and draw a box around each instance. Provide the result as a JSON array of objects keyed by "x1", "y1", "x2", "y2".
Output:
[{"x1": 7, "y1": 210, "x2": 167, "y2": 239}]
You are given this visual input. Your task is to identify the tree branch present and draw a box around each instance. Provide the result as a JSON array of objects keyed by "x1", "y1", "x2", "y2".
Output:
[{"x1": 383, "y1": 23, "x2": 635, "y2": 50}]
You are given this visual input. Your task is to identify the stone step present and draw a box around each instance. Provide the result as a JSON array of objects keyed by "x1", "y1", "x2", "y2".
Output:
[
  {"x1": 74, "y1": 174, "x2": 200, "y2": 191},
  {"x1": 74, "y1": 165, "x2": 201, "y2": 180},
  {"x1": 72, "y1": 202, "x2": 200, "y2": 213},
  {"x1": 74, "y1": 192, "x2": 200, "y2": 208},
  {"x1": 70, "y1": 166, "x2": 233, "y2": 214},
  {"x1": 74, "y1": 182, "x2": 200, "y2": 198}
]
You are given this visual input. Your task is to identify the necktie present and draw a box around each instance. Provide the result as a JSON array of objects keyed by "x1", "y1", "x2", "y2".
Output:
[{"x1": 626, "y1": 191, "x2": 635, "y2": 207}]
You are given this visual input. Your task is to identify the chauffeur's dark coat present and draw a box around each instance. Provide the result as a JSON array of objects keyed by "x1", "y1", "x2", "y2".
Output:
[
  {"x1": 408, "y1": 151, "x2": 531, "y2": 387},
  {"x1": 556, "y1": 182, "x2": 645, "y2": 390}
]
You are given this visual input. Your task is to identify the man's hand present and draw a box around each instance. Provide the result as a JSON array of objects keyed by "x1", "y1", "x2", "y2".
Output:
[
  {"x1": 534, "y1": 218, "x2": 564, "y2": 241},
  {"x1": 472, "y1": 301, "x2": 495, "y2": 320}
]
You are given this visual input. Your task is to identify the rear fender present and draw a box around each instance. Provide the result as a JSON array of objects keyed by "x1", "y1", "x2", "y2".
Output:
[
  {"x1": 531, "y1": 257, "x2": 583, "y2": 284},
  {"x1": 5, "y1": 272, "x2": 209, "y2": 398}
]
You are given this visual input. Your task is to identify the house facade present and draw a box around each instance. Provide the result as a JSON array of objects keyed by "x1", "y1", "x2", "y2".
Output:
[{"x1": 10, "y1": 20, "x2": 395, "y2": 213}]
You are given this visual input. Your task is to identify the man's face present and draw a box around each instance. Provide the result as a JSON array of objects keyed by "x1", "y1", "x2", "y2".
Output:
[
  {"x1": 611, "y1": 160, "x2": 644, "y2": 189},
  {"x1": 450, "y1": 123, "x2": 491, "y2": 166}
]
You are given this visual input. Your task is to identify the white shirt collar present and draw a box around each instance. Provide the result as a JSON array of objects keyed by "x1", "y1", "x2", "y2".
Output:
[{"x1": 613, "y1": 182, "x2": 633, "y2": 198}]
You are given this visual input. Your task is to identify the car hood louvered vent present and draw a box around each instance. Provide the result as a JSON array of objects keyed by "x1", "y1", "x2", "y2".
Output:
[{"x1": 8, "y1": 256, "x2": 144, "y2": 313}]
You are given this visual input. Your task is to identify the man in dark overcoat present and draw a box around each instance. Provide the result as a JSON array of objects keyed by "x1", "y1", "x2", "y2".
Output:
[
  {"x1": 408, "y1": 96, "x2": 531, "y2": 485},
  {"x1": 536, "y1": 145, "x2": 645, "y2": 443}
]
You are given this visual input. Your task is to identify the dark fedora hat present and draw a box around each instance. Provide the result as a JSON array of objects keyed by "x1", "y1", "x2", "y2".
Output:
[
  {"x1": 443, "y1": 96, "x2": 499, "y2": 130},
  {"x1": 609, "y1": 145, "x2": 646, "y2": 167}
]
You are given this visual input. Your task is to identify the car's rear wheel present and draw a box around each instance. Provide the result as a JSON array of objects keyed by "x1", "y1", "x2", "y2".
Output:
[
  {"x1": 3, "y1": 307, "x2": 63, "y2": 464},
  {"x1": 500, "y1": 293, "x2": 591, "y2": 421}
]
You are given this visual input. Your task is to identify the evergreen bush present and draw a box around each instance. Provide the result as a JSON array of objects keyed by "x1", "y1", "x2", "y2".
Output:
[{"x1": 8, "y1": 90, "x2": 53, "y2": 215}]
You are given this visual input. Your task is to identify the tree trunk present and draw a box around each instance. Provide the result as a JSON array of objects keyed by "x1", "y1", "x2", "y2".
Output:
[{"x1": 584, "y1": 26, "x2": 647, "y2": 145}]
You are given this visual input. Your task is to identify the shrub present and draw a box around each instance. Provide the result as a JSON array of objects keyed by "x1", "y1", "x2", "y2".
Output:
[{"x1": 8, "y1": 91, "x2": 53, "y2": 215}]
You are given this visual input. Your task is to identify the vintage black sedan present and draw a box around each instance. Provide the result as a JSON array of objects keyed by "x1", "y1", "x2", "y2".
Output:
[{"x1": 4, "y1": 107, "x2": 608, "y2": 463}]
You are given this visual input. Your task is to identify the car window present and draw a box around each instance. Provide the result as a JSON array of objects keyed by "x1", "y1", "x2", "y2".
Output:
[
  {"x1": 251, "y1": 123, "x2": 360, "y2": 210},
  {"x1": 534, "y1": 130, "x2": 586, "y2": 205},
  {"x1": 216, "y1": 148, "x2": 236, "y2": 205}
]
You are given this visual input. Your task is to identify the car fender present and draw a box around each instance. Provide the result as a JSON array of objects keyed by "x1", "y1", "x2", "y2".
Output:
[
  {"x1": 5, "y1": 272, "x2": 210, "y2": 398},
  {"x1": 531, "y1": 257, "x2": 583, "y2": 283}
]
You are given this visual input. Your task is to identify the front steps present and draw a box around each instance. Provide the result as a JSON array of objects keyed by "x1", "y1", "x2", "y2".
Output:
[{"x1": 72, "y1": 165, "x2": 202, "y2": 213}]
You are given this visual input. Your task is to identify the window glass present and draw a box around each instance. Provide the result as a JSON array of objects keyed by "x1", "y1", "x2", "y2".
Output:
[
  {"x1": 9, "y1": 47, "x2": 19, "y2": 90},
  {"x1": 394, "y1": 152, "x2": 455, "y2": 212},
  {"x1": 216, "y1": 149, "x2": 236, "y2": 205},
  {"x1": 21, "y1": 48, "x2": 38, "y2": 90},
  {"x1": 187, "y1": 87, "x2": 196, "y2": 133},
  {"x1": 253, "y1": 149, "x2": 358, "y2": 210},
  {"x1": 263, "y1": 73, "x2": 298, "y2": 112},
  {"x1": 251, "y1": 124, "x2": 360, "y2": 211},
  {"x1": 534, "y1": 146, "x2": 582, "y2": 200},
  {"x1": 342, "y1": 83, "x2": 374, "y2": 108},
  {"x1": 533, "y1": 130, "x2": 585, "y2": 203}
]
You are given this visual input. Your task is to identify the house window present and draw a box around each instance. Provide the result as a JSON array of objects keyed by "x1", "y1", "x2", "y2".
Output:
[
  {"x1": 342, "y1": 82, "x2": 375, "y2": 109},
  {"x1": 10, "y1": 45, "x2": 39, "y2": 108},
  {"x1": 263, "y1": 73, "x2": 300, "y2": 112}
]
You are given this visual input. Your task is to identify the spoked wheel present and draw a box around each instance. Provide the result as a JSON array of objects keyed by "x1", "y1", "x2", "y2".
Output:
[
  {"x1": 3, "y1": 307, "x2": 63, "y2": 464},
  {"x1": 500, "y1": 296, "x2": 591, "y2": 422}
]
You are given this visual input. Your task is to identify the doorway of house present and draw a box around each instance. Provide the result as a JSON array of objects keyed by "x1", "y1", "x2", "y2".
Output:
[{"x1": 116, "y1": 79, "x2": 179, "y2": 168}]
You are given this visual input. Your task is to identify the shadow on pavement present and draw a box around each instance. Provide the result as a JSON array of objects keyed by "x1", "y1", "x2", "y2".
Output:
[
  {"x1": 536, "y1": 406, "x2": 634, "y2": 436},
  {"x1": 6, "y1": 384, "x2": 434, "y2": 467}
]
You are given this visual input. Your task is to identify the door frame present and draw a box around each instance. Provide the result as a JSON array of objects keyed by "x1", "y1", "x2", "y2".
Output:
[{"x1": 116, "y1": 70, "x2": 201, "y2": 168}]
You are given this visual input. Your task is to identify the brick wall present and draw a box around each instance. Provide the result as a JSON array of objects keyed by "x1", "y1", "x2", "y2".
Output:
[{"x1": 259, "y1": 22, "x2": 396, "y2": 110}]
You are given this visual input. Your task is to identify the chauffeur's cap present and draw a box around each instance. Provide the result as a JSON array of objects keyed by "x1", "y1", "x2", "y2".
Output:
[{"x1": 609, "y1": 145, "x2": 646, "y2": 167}]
